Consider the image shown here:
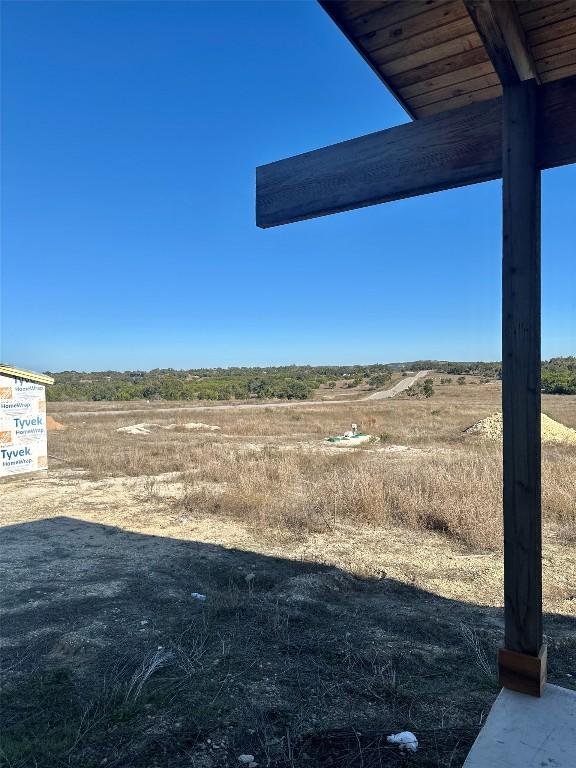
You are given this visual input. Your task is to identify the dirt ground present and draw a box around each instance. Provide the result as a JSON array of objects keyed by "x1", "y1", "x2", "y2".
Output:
[{"x1": 1, "y1": 380, "x2": 575, "y2": 768}]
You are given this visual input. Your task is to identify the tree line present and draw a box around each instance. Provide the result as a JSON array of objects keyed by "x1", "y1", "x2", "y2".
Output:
[
  {"x1": 45, "y1": 357, "x2": 575, "y2": 401},
  {"x1": 402, "y1": 357, "x2": 575, "y2": 394}
]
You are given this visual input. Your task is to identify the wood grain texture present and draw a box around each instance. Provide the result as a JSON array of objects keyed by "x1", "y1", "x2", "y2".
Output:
[
  {"x1": 519, "y1": 0, "x2": 576, "y2": 32},
  {"x1": 256, "y1": 76, "x2": 576, "y2": 228},
  {"x1": 407, "y1": 71, "x2": 500, "y2": 107},
  {"x1": 399, "y1": 59, "x2": 494, "y2": 98},
  {"x1": 257, "y1": 97, "x2": 501, "y2": 228},
  {"x1": 336, "y1": 0, "x2": 387, "y2": 22},
  {"x1": 370, "y1": 17, "x2": 477, "y2": 63},
  {"x1": 377, "y1": 31, "x2": 484, "y2": 75},
  {"x1": 316, "y1": 0, "x2": 575, "y2": 117},
  {"x1": 346, "y1": 0, "x2": 454, "y2": 39},
  {"x1": 533, "y1": 29, "x2": 576, "y2": 58},
  {"x1": 501, "y1": 79, "x2": 542, "y2": 658},
  {"x1": 535, "y1": 34, "x2": 576, "y2": 69},
  {"x1": 358, "y1": 1, "x2": 470, "y2": 55},
  {"x1": 532, "y1": 27, "x2": 576, "y2": 83},
  {"x1": 517, "y1": 0, "x2": 568, "y2": 15},
  {"x1": 540, "y1": 61, "x2": 576, "y2": 80},
  {"x1": 527, "y1": 14, "x2": 576, "y2": 46},
  {"x1": 391, "y1": 45, "x2": 490, "y2": 86},
  {"x1": 498, "y1": 645, "x2": 547, "y2": 697},
  {"x1": 412, "y1": 82, "x2": 500, "y2": 113},
  {"x1": 464, "y1": 0, "x2": 539, "y2": 83}
]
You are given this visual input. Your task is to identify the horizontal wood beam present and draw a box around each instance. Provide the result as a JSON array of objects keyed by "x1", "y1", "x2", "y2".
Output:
[
  {"x1": 256, "y1": 75, "x2": 576, "y2": 228},
  {"x1": 464, "y1": 0, "x2": 540, "y2": 85}
]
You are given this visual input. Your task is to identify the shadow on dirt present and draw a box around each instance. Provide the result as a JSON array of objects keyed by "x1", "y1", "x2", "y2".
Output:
[{"x1": 1, "y1": 516, "x2": 574, "y2": 767}]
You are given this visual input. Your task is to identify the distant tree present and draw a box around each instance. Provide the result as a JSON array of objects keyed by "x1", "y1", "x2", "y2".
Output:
[
  {"x1": 422, "y1": 378, "x2": 434, "y2": 398},
  {"x1": 368, "y1": 370, "x2": 392, "y2": 390},
  {"x1": 406, "y1": 378, "x2": 434, "y2": 399}
]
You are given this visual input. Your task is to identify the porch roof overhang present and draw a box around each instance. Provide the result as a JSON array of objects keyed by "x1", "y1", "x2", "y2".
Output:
[
  {"x1": 318, "y1": 0, "x2": 576, "y2": 119},
  {"x1": 256, "y1": 0, "x2": 576, "y2": 229}
]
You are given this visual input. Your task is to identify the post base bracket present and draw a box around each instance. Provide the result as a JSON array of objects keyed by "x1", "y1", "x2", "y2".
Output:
[{"x1": 498, "y1": 644, "x2": 547, "y2": 697}]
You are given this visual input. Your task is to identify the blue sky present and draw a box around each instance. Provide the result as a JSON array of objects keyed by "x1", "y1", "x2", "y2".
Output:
[{"x1": 1, "y1": 0, "x2": 574, "y2": 372}]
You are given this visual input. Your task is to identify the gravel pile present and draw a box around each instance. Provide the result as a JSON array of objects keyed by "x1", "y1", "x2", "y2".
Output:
[{"x1": 466, "y1": 412, "x2": 576, "y2": 444}]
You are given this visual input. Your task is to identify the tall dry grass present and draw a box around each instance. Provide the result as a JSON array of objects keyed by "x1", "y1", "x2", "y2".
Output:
[
  {"x1": 175, "y1": 443, "x2": 575, "y2": 549},
  {"x1": 48, "y1": 384, "x2": 576, "y2": 550}
]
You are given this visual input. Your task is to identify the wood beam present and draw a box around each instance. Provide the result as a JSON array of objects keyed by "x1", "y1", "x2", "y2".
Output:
[
  {"x1": 464, "y1": 0, "x2": 540, "y2": 85},
  {"x1": 498, "y1": 79, "x2": 545, "y2": 696},
  {"x1": 256, "y1": 75, "x2": 576, "y2": 228}
]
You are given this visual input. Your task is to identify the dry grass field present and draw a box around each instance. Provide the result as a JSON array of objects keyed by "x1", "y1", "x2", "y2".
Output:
[{"x1": 1, "y1": 376, "x2": 575, "y2": 767}]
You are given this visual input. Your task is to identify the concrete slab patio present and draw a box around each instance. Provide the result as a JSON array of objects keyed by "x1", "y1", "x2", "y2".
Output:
[{"x1": 464, "y1": 683, "x2": 576, "y2": 767}]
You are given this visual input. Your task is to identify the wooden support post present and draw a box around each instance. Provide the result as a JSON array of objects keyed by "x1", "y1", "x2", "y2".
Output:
[{"x1": 498, "y1": 79, "x2": 545, "y2": 697}]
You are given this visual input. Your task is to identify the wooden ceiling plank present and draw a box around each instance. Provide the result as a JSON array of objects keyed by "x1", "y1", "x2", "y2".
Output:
[
  {"x1": 337, "y1": 0, "x2": 393, "y2": 22},
  {"x1": 539, "y1": 61, "x2": 576, "y2": 80},
  {"x1": 391, "y1": 44, "x2": 489, "y2": 86},
  {"x1": 354, "y1": 1, "x2": 467, "y2": 51},
  {"x1": 464, "y1": 0, "x2": 540, "y2": 84},
  {"x1": 533, "y1": 30, "x2": 576, "y2": 57},
  {"x1": 413, "y1": 83, "x2": 501, "y2": 114},
  {"x1": 527, "y1": 15, "x2": 576, "y2": 45},
  {"x1": 517, "y1": 0, "x2": 571, "y2": 16},
  {"x1": 535, "y1": 37, "x2": 576, "y2": 68},
  {"x1": 408, "y1": 71, "x2": 500, "y2": 107},
  {"x1": 519, "y1": 0, "x2": 576, "y2": 32},
  {"x1": 379, "y1": 32, "x2": 484, "y2": 75},
  {"x1": 346, "y1": 0, "x2": 453, "y2": 38},
  {"x1": 256, "y1": 76, "x2": 576, "y2": 228},
  {"x1": 318, "y1": 0, "x2": 575, "y2": 119},
  {"x1": 365, "y1": 15, "x2": 475, "y2": 59},
  {"x1": 399, "y1": 59, "x2": 494, "y2": 97}
]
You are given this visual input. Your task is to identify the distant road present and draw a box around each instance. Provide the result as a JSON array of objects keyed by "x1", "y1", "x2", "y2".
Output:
[
  {"x1": 56, "y1": 372, "x2": 431, "y2": 417},
  {"x1": 362, "y1": 370, "x2": 430, "y2": 400}
]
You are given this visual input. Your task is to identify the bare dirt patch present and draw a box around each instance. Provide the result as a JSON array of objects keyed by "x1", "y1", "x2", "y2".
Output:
[{"x1": 46, "y1": 414, "x2": 65, "y2": 431}]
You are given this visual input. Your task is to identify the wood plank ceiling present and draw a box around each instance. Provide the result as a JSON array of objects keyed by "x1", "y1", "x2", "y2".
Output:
[{"x1": 319, "y1": 0, "x2": 576, "y2": 118}]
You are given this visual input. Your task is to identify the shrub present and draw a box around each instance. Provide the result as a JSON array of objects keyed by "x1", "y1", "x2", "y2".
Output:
[{"x1": 422, "y1": 379, "x2": 434, "y2": 398}]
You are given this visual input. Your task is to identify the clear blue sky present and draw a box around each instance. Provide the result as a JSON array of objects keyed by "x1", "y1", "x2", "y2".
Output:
[{"x1": 1, "y1": 0, "x2": 574, "y2": 372}]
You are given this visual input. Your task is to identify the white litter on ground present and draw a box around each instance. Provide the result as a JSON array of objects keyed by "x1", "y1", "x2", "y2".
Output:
[
  {"x1": 238, "y1": 755, "x2": 255, "y2": 765},
  {"x1": 191, "y1": 593, "x2": 207, "y2": 601},
  {"x1": 387, "y1": 731, "x2": 418, "y2": 752}
]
